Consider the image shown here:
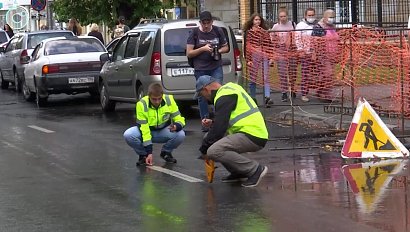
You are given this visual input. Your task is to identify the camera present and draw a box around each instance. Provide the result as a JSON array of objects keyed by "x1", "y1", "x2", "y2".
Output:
[{"x1": 211, "y1": 45, "x2": 221, "y2": 61}]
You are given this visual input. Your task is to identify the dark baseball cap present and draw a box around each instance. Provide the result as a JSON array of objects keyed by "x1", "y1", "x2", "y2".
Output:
[
  {"x1": 199, "y1": 11, "x2": 212, "y2": 21},
  {"x1": 194, "y1": 75, "x2": 216, "y2": 99}
]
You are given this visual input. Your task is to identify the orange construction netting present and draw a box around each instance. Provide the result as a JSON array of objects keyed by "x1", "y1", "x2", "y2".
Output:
[{"x1": 244, "y1": 27, "x2": 410, "y2": 116}]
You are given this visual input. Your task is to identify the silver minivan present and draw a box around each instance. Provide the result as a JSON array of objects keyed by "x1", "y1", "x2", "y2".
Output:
[{"x1": 99, "y1": 19, "x2": 243, "y2": 112}]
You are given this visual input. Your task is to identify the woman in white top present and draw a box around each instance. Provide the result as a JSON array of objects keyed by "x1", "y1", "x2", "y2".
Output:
[
  {"x1": 271, "y1": 7, "x2": 298, "y2": 102},
  {"x1": 295, "y1": 8, "x2": 318, "y2": 102}
]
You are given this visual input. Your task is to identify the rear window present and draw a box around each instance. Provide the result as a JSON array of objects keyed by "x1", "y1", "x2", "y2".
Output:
[
  {"x1": 0, "y1": 32, "x2": 8, "y2": 43},
  {"x1": 28, "y1": 32, "x2": 74, "y2": 49},
  {"x1": 164, "y1": 27, "x2": 230, "y2": 56},
  {"x1": 45, "y1": 38, "x2": 105, "y2": 55}
]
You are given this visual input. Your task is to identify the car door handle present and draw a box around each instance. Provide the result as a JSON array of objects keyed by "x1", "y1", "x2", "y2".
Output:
[{"x1": 129, "y1": 65, "x2": 133, "y2": 69}]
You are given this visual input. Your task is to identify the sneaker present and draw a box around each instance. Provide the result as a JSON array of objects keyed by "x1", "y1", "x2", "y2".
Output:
[
  {"x1": 265, "y1": 97, "x2": 274, "y2": 105},
  {"x1": 136, "y1": 156, "x2": 147, "y2": 166},
  {"x1": 301, "y1": 96, "x2": 310, "y2": 102},
  {"x1": 281, "y1": 93, "x2": 287, "y2": 102},
  {"x1": 241, "y1": 165, "x2": 268, "y2": 187},
  {"x1": 221, "y1": 174, "x2": 248, "y2": 183},
  {"x1": 160, "y1": 151, "x2": 177, "y2": 163}
]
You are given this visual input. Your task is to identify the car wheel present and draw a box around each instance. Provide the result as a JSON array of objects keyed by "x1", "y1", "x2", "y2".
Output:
[
  {"x1": 22, "y1": 77, "x2": 35, "y2": 101},
  {"x1": 136, "y1": 84, "x2": 144, "y2": 101},
  {"x1": 0, "y1": 71, "x2": 9, "y2": 89},
  {"x1": 14, "y1": 71, "x2": 22, "y2": 92},
  {"x1": 100, "y1": 85, "x2": 116, "y2": 112},
  {"x1": 35, "y1": 85, "x2": 47, "y2": 107}
]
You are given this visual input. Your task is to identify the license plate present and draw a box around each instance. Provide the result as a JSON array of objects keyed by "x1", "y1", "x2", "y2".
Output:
[
  {"x1": 171, "y1": 68, "x2": 194, "y2": 77},
  {"x1": 68, "y1": 77, "x2": 94, "y2": 84}
]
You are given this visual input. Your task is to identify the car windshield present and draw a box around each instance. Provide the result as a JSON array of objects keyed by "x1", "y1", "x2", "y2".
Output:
[
  {"x1": 0, "y1": 32, "x2": 8, "y2": 43},
  {"x1": 45, "y1": 38, "x2": 106, "y2": 55},
  {"x1": 28, "y1": 32, "x2": 74, "y2": 49},
  {"x1": 164, "y1": 27, "x2": 229, "y2": 56}
]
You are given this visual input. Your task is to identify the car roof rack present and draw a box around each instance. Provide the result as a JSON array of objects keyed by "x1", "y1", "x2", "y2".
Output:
[
  {"x1": 191, "y1": 16, "x2": 221, "y2": 21},
  {"x1": 138, "y1": 18, "x2": 168, "y2": 25}
]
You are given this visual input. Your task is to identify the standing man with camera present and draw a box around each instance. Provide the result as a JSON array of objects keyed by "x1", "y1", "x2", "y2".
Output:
[{"x1": 187, "y1": 11, "x2": 229, "y2": 131}]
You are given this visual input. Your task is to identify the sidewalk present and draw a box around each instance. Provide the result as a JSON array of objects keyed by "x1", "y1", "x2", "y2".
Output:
[{"x1": 257, "y1": 91, "x2": 410, "y2": 136}]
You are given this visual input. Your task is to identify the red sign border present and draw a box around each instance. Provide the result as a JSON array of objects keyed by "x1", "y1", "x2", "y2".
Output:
[{"x1": 31, "y1": 0, "x2": 46, "y2": 11}]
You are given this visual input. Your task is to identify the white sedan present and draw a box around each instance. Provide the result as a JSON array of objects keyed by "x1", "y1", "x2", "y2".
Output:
[{"x1": 23, "y1": 36, "x2": 107, "y2": 107}]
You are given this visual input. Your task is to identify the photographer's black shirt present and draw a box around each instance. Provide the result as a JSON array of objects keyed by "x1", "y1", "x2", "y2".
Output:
[{"x1": 187, "y1": 26, "x2": 227, "y2": 71}]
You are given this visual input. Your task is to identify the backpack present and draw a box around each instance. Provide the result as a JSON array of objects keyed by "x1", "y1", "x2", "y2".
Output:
[
  {"x1": 187, "y1": 26, "x2": 222, "y2": 68},
  {"x1": 114, "y1": 25, "x2": 125, "y2": 38}
]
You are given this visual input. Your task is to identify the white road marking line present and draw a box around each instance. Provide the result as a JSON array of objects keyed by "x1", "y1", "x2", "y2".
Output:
[
  {"x1": 147, "y1": 166, "x2": 203, "y2": 183},
  {"x1": 1, "y1": 141, "x2": 38, "y2": 158},
  {"x1": 28, "y1": 125, "x2": 55, "y2": 133}
]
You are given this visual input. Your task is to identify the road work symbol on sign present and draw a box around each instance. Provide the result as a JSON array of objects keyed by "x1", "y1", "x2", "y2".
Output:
[
  {"x1": 342, "y1": 160, "x2": 406, "y2": 213},
  {"x1": 341, "y1": 98, "x2": 409, "y2": 158}
]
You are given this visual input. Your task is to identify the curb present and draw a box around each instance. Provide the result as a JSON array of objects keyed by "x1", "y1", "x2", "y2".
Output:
[{"x1": 277, "y1": 109, "x2": 352, "y2": 130}]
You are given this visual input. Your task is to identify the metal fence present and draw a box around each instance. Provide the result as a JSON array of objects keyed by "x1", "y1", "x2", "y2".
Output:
[
  {"x1": 257, "y1": 0, "x2": 410, "y2": 28},
  {"x1": 243, "y1": 27, "x2": 410, "y2": 140}
]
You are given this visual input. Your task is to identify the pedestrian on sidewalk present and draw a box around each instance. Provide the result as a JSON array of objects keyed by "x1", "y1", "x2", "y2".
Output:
[
  {"x1": 195, "y1": 75, "x2": 268, "y2": 187},
  {"x1": 311, "y1": 9, "x2": 340, "y2": 101},
  {"x1": 123, "y1": 83, "x2": 186, "y2": 166},
  {"x1": 67, "y1": 18, "x2": 82, "y2": 36},
  {"x1": 295, "y1": 7, "x2": 319, "y2": 102},
  {"x1": 271, "y1": 7, "x2": 298, "y2": 102},
  {"x1": 186, "y1": 11, "x2": 229, "y2": 131},
  {"x1": 243, "y1": 13, "x2": 273, "y2": 106},
  {"x1": 111, "y1": 16, "x2": 130, "y2": 39},
  {"x1": 4, "y1": 24, "x2": 14, "y2": 38},
  {"x1": 88, "y1": 23, "x2": 104, "y2": 45}
]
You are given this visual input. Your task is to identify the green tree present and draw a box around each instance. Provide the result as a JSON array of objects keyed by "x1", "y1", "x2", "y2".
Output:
[{"x1": 52, "y1": 0, "x2": 164, "y2": 27}]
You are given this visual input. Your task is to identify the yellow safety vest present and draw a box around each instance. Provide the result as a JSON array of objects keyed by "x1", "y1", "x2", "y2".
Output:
[
  {"x1": 214, "y1": 82, "x2": 268, "y2": 139},
  {"x1": 136, "y1": 94, "x2": 185, "y2": 146}
]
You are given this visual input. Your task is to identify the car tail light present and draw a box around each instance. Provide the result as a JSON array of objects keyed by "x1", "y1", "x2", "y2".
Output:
[
  {"x1": 150, "y1": 51, "x2": 161, "y2": 75},
  {"x1": 20, "y1": 49, "x2": 29, "y2": 64},
  {"x1": 234, "y1": 48, "x2": 242, "y2": 71},
  {"x1": 42, "y1": 65, "x2": 59, "y2": 74}
]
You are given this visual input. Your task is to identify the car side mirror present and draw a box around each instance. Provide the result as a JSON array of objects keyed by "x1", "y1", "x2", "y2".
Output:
[{"x1": 100, "y1": 53, "x2": 111, "y2": 63}]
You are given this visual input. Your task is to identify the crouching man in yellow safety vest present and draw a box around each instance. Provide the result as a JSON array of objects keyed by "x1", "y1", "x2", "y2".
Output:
[
  {"x1": 124, "y1": 83, "x2": 186, "y2": 166},
  {"x1": 194, "y1": 75, "x2": 268, "y2": 187}
]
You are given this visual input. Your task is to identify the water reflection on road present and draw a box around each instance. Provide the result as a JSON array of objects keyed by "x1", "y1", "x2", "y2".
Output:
[{"x1": 277, "y1": 152, "x2": 408, "y2": 231}]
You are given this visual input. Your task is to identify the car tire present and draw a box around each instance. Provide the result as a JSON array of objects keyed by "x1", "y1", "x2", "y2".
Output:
[
  {"x1": 14, "y1": 71, "x2": 22, "y2": 92},
  {"x1": 35, "y1": 85, "x2": 47, "y2": 107},
  {"x1": 100, "y1": 85, "x2": 116, "y2": 112},
  {"x1": 136, "y1": 84, "x2": 144, "y2": 101},
  {"x1": 0, "y1": 71, "x2": 9, "y2": 89},
  {"x1": 22, "y1": 77, "x2": 35, "y2": 102}
]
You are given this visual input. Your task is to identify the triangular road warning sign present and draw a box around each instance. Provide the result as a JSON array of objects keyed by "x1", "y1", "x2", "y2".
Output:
[
  {"x1": 341, "y1": 98, "x2": 409, "y2": 158},
  {"x1": 342, "y1": 159, "x2": 406, "y2": 213}
]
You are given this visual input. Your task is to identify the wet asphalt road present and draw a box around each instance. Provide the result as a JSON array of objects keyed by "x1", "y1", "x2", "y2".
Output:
[{"x1": 0, "y1": 89, "x2": 409, "y2": 232}]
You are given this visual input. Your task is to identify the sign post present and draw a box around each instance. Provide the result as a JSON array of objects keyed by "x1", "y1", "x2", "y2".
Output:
[{"x1": 31, "y1": 0, "x2": 47, "y2": 29}]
